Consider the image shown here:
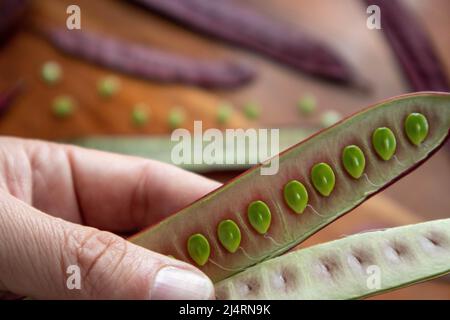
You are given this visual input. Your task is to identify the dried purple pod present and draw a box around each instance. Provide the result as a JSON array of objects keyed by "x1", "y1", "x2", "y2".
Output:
[
  {"x1": 364, "y1": 0, "x2": 449, "y2": 92},
  {"x1": 0, "y1": 0, "x2": 28, "y2": 46},
  {"x1": 130, "y1": 0, "x2": 359, "y2": 86},
  {"x1": 0, "y1": 80, "x2": 24, "y2": 117},
  {"x1": 47, "y1": 29, "x2": 255, "y2": 88}
]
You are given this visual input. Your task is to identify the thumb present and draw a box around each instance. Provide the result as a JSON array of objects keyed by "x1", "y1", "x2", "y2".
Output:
[{"x1": 0, "y1": 191, "x2": 214, "y2": 299}]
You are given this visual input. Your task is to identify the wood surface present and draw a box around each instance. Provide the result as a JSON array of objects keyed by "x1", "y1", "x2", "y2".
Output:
[{"x1": 0, "y1": 0, "x2": 449, "y2": 299}]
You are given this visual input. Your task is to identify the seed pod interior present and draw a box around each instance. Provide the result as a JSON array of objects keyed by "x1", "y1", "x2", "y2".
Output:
[
  {"x1": 130, "y1": 92, "x2": 450, "y2": 283},
  {"x1": 215, "y1": 218, "x2": 450, "y2": 299}
]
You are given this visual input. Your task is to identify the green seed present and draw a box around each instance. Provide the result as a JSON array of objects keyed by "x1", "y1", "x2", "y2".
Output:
[
  {"x1": 41, "y1": 61, "x2": 62, "y2": 85},
  {"x1": 52, "y1": 95, "x2": 75, "y2": 118},
  {"x1": 372, "y1": 127, "x2": 396, "y2": 160},
  {"x1": 247, "y1": 200, "x2": 271, "y2": 234},
  {"x1": 168, "y1": 108, "x2": 185, "y2": 129},
  {"x1": 404, "y1": 112, "x2": 429, "y2": 146},
  {"x1": 243, "y1": 102, "x2": 260, "y2": 120},
  {"x1": 342, "y1": 145, "x2": 366, "y2": 179},
  {"x1": 217, "y1": 103, "x2": 233, "y2": 125},
  {"x1": 311, "y1": 163, "x2": 335, "y2": 197},
  {"x1": 98, "y1": 76, "x2": 120, "y2": 98},
  {"x1": 187, "y1": 233, "x2": 210, "y2": 266},
  {"x1": 320, "y1": 110, "x2": 342, "y2": 127},
  {"x1": 283, "y1": 180, "x2": 308, "y2": 214},
  {"x1": 297, "y1": 95, "x2": 316, "y2": 115},
  {"x1": 132, "y1": 104, "x2": 150, "y2": 127},
  {"x1": 217, "y1": 220, "x2": 241, "y2": 253}
]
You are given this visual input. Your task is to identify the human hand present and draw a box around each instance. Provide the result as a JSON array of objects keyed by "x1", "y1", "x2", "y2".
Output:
[{"x1": 0, "y1": 137, "x2": 220, "y2": 299}]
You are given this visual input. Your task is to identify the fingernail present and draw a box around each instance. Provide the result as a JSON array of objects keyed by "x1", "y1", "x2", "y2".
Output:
[{"x1": 151, "y1": 266, "x2": 214, "y2": 300}]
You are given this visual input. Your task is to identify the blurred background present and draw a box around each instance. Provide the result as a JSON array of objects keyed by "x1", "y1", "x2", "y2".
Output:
[{"x1": 0, "y1": 0, "x2": 449, "y2": 299}]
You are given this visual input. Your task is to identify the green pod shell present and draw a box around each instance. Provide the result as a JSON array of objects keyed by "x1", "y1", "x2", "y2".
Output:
[
  {"x1": 215, "y1": 218, "x2": 450, "y2": 300},
  {"x1": 129, "y1": 92, "x2": 450, "y2": 283}
]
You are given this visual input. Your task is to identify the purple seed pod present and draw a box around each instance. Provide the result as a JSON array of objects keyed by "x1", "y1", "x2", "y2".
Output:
[
  {"x1": 130, "y1": 0, "x2": 359, "y2": 86},
  {"x1": 47, "y1": 29, "x2": 255, "y2": 88},
  {"x1": 0, "y1": 80, "x2": 24, "y2": 117},
  {"x1": 0, "y1": 0, "x2": 28, "y2": 46},
  {"x1": 364, "y1": 0, "x2": 449, "y2": 92}
]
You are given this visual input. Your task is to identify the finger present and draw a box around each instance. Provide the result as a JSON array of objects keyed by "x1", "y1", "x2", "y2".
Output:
[
  {"x1": 11, "y1": 137, "x2": 220, "y2": 232},
  {"x1": 0, "y1": 191, "x2": 214, "y2": 299}
]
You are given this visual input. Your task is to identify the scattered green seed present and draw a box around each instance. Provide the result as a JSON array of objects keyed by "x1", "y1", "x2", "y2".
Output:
[
  {"x1": 283, "y1": 180, "x2": 308, "y2": 214},
  {"x1": 131, "y1": 103, "x2": 150, "y2": 127},
  {"x1": 52, "y1": 95, "x2": 75, "y2": 118},
  {"x1": 404, "y1": 112, "x2": 429, "y2": 146},
  {"x1": 247, "y1": 200, "x2": 271, "y2": 234},
  {"x1": 243, "y1": 102, "x2": 260, "y2": 120},
  {"x1": 168, "y1": 108, "x2": 185, "y2": 129},
  {"x1": 187, "y1": 233, "x2": 210, "y2": 266},
  {"x1": 311, "y1": 162, "x2": 335, "y2": 197},
  {"x1": 98, "y1": 76, "x2": 120, "y2": 98},
  {"x1": 297, "y1": 95, "x2": 316, "y2": 115},
  {"x1": 217, "y1": 220, "x2": 241, "y2": 253},
  {"x1": 41, "y1": 61, "x2": 62, "y2": 85},
  {"x1": 372, "y1": 127, "x2": 396, "y2": 160},
  {"x1": 342, "y1": 145, "x2": 366, "y2": 179},
  {"x1": 217, "y1": 103, "x2": 233, "y2": 125},
  {"x1": 320, "y1": 110, "x2": 342, "y2": 127}
]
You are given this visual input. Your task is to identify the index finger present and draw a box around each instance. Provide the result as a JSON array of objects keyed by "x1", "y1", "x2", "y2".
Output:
[{"x1": 20, "y1": 138, "x2": 221, "y2": 232}]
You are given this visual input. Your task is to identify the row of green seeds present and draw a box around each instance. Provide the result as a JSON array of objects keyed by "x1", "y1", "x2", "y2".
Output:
[{"x1": 187, "y1": 112, "x2": 429, "y2": 266}]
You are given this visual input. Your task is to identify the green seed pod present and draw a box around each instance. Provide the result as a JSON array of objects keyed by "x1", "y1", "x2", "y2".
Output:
[
  {"x1": 132, "y1": 103, "x2": 150, "y2": 127},
  {"x1": 342, "y1": 145, "x2": 366, "y2": 179},
  {"x1": 217, "y1": 103, "x2": 233, "y2": 125},
  {"x1": 311, "y1": 162, "x2": 335, "y2": 197},
  {"x1": 283, "y1": 180, "x2": 308, "y2": 214},
  {"x1": 187, "y1": 233, "x2": 210, "y2": 266},
  {"x1": 297, "y1": 95, "x2": 316, "y2": 116},
  {"x1": 247, "y1": 200, "x2": 271, "y2": 234},
  {"x1": 217, "y1": 220, "x2": 241, "y2": 253},
  {"x1": 98, "y1": 76, "x2": 120, "y2": 98},
  {"x1": 404, "y1": 113, "x2": 429, "y2": 146},
  {"x1": 372, "y1": 127, "x2": 397, "y2": 160},
  {"x1": 168, "y1": 108, "x2": 185, "y2": 129},
  {"x1": 41, "y1": 61, "x2": 62, "y2": 85},
  {"x1": 52, "y1": 95, "x2": 75, "y2": 118},
  {"x1": 243, "y1": 103, "x2": 260, "y2": 120}
]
